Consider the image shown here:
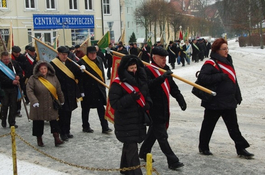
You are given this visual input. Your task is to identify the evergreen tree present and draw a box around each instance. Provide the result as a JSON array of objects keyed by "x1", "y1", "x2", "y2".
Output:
[{"x1": 129, "y1": 32, "x2": 137, "y2": 43}]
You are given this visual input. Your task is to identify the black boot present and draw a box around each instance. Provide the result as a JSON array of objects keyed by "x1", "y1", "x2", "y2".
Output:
[
  {"x1": 37, "y1": 136, "x2": 44, "y2": 147},
  {"x1": 237, "y1": 149, "x2": 254, "y2": 159}
]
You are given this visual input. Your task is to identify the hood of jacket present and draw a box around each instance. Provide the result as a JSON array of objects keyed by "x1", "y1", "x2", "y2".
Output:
[{"x1": 33, "y1": 60, "x2": 55, "y2": 78}]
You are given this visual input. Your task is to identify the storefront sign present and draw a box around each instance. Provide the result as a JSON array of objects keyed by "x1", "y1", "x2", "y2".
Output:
[{"x1": 33, "y1": 14, "x2": 94, "y2": 30}]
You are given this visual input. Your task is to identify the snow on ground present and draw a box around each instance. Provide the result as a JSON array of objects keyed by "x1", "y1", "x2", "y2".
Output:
[{"x1": 0, "y1": 39, "x2": 264, "y2": 175}]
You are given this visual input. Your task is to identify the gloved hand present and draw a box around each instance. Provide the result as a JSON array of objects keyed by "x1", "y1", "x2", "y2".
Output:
[
  {"x1": 176, "y1": 94, "x2": 187, "y2": 111},
  {"x1": 80, "y1": 65, "x2": 86, "y2": 72},
  {"x1": 131, "y1": 91, "x2": 141, "y2": 101},
  {"x1": 161, "y1": 70, "x2": 173, "y2": 79},
  {"x1": 61, "y1": 103, "x2": 64, "y2": 106},
  {"x1": 33, "y1": 103, "x2": 39, "y2": 108},
  {"x1": 81, "y1": 93, "x2": 85, "y2": 97}
]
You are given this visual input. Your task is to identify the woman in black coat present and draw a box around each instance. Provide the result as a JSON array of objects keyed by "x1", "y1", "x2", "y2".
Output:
[
  {"x1": 109, "y1": 55, "x2": 152, "y2": 175},
  {"x1": 198, "y1": 38, "x2": 254, "y2": 159}
]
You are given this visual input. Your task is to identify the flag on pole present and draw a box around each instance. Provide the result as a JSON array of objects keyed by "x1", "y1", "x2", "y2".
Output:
[
  {"x1": 118, "y1": 29, "x2": 125, "y2": 44},
  {"x1": 80, "y1": 36, "x2": 91, "y2": 55},
  {"x1": 0, "y1": 34, "x2": 7, "y2": 53},
  {"x1": 179, "y1": 30, "x2": 183, "y2": 40},
  {"x1": 7, "y1": 22, "x2": 14, "y2": 53},
  {"x1": 34, "y1": 37, "x2": 58, "y2": 62},
  {"x1": 183, "y1": 30, "x2": 188, "y2": 41},
  {"x1": 97, "y1": 31, "x2": 110, "y2": 49},
  {"x1": 104, "y1": 54, "x2": 122, "y2": 123},
  {"x1": 53, "y1": 34, "x2": 60, "y2": 49}
]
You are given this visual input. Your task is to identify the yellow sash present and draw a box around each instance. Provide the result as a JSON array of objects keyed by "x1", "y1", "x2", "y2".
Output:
[
  {"x1": 51, "y1": 58, "x2": 75, "y2": 81},
  {"x1": 38, "y1": 77, "x2": 58, "y2": 100},
  {"x1": 82, "y1": 55, "x2": 104, "y2": 81}
]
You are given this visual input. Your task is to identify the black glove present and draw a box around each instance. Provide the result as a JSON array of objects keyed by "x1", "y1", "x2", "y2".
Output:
[
  {"x1": 161, "y1": 70, "x2": 173, "y2": 79},
  {"x1": 131, "y1": 91, "x2": 141, "y2": 101},
  {"x1": 176, "y1": 94, "x2": 187, "y2": 111}
]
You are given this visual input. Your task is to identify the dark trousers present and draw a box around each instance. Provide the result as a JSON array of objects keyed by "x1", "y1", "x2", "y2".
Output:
[
  {"x1": 199, "y1": 109, "x2": 250, "y2": 151},
  {"x1": 58, "y1": 109, "x2": 72, "y2": 135},
  {"x1": 32, "y1": 120, "x2": 60, "y2": 136},
  {"x1": 1, "y1": 87, "x2": 17, "y2": 126},
  {"x1": 120, "y1": 143, "x2": 142, "y2": 175},
  {"x1": 81, "y1": 99, "x2": 109, "y2": 131},
  {"x1": 139, "y1": 123, "x2": 180, "y2": 167},
  {"x1": 107, "y1": 66, "x2": 111, "y2": 79}
]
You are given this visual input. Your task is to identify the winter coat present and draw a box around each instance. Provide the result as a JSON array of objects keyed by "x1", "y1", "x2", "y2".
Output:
[
  {"x1": 198, "y1": 52, "x2": 242, "y2": 110},
  {"x1": 50, "y1": 57, "x2": 82, "y2": 111},
  {"x1": 145, "y1": 63, "x2": 186, "y2": 124},
  {"x1": 109, "y1": 56, "x2": 152, "y2": 143},
  {"x1": 78, "y1": 56, "x2": 106, "y2": 107},
  {"x1": 167, "y1": 45, "x2": 176, "y2": 64},
  {"x1": 26, "y1": 61, "x2": 64, "y2": 121}
]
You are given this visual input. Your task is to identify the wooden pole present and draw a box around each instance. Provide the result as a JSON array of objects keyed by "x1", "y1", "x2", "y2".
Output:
[{"x1": 111, "y1": 50, "x2": 216, "y2": 96}]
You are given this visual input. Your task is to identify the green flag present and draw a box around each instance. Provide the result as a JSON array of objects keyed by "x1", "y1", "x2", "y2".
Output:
[{"x1": 97, "y1": 31, "x2": 110, "y2": 49}]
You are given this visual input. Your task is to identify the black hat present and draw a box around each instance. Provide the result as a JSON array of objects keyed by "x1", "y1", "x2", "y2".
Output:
[
  {"x1": 57, "y1": 46, "x2": 69, "y2": 53},
  {"x1": 151, "y1": 47, "x2": 168, "y2": 56},
  {"x1": 169, "y1": 41, "x2": 174, "y2": 44},
  {"x1": 28, "y1": 46, "x2": 35, "y2": 52},
  {"x1": 25, "y1": 45, "x2": 31, "y2": 50},
  {"x1": 87, "y1": 46, "x2": 97, "y2": 53},
  {"x1": 12, "y1": 46, "x2": 21, "y2": 53},
  {"x1": 75, "y1": 45, "x2": 80, "y2": 49}
]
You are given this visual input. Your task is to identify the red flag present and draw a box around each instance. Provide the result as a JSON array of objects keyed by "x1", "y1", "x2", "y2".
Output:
[
  {"x1": 179, "y1": 30, "x2": 183, "y2": 40},
  {"x1": 104, "y1": 55, "x2": 122, "y2": 123}
]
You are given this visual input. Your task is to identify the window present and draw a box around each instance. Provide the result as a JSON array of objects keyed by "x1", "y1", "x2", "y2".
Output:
[
  {"x1": 25, "y1": 0, "x2": 35, "y2": 9},
  {"x1": 69, "y1": 0, "x2": 77, "y2": 10},
  {"x1": 103, "y1": 0, "x2": 110, "y2": 15},
  {"x1": 0, "y1": 29, "x2": 9, "y2": 47},
  {"x1": 46, "y1": 0, "x2": 56, "y2": 10},
  {"x1": 0, "y1": 0, "x2": 7, "y2": 8},
  {"x1": 85, "y1": 0, "x2": 92, "y2": 10}
]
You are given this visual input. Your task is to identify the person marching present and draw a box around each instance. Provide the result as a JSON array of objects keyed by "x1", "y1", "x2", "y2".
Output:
[
  {"x1": 141, "y1": 42, "x2": 151, "y2": 63},
  {"x1": 50, "y1": 46, "x2": 84, "y2": 141},
  {"x1": 26, "y1": 61, "x2": 64, "y2": 147},
  {"x1": 167, "y1": 41, "x2": 177, "y2": 69},
  {"x1": 197, "y1": 38, "x2": 254, "y2": 158},
  {"x1": 0, "y1": 51, "x2": 23, "y2": 128},
  {"x1": 109, "y1": 55, "x2": 152, "y2": 175},
  {"x1": 78, "y1": 46, "x2": 112, "y2": 134},
  {"x1": 139, "y1": 47, "x2": 187, "y2": 171}
]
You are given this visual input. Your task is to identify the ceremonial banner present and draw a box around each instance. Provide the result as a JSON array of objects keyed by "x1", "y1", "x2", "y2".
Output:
[
  {"x1": 34, "y1": 38, "x2": 58, "y2": 62},
  {"x1": 104, "y1": 54, "x2": 122, "y2": 123},
  {"x1": 80, "y1": 37, "x2": 91, "y2": 55},
  {"x1": 97, "y1": 31, "x2": 110, "y2": 49},
  {"x1": 0, "y1": 34, "x2": 7, "y2": 53}
]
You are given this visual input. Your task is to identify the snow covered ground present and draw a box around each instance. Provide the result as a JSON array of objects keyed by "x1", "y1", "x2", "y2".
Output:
[{"x1": 0, "y1": 39, "x2": 264, "y2": 175}]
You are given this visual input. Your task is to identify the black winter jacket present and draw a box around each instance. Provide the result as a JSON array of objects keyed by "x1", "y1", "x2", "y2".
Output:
[
  {"x1": 109, "y1": 57, "x2": 152, "y2": 143},
  {"x1": 198, "y1": 52, "x2": 242, "y2": 109}
]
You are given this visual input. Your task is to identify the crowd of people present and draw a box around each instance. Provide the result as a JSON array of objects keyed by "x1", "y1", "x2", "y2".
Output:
[{"x1": 0, "y1": 37, "x2": 254, "y2": 175}]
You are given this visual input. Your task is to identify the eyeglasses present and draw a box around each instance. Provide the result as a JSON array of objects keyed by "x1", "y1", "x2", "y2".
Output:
[{"x1": 219, "y1": 48, "x2": 229, "y2": 51}]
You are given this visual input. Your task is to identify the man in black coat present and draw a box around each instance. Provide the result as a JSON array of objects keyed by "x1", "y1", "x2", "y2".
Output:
[
  {"x1": 105, "y1": 43, "x2": 113, "y2": 80},
  {"x1": 141, "y1": 42, "x2": 151, "y2": 63},
  {"x1": 0, "y1": 51, "x2": 23, "y2": 128},
  {"x1": 139, "y1": 47, "x2": 187, "y2": 171},
  {"x1": 77, "y1": 46, "x2": 112, "y2": 134},
  {"x1": 191, "y1": 39, "x2": 200, "y2": 62},
  {"x1": 50, "y1": 46, "x2": 83, "y2": 141}
]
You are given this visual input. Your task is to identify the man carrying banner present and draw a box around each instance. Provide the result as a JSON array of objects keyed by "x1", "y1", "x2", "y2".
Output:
[
  {"x1": 0, "y1": 51, "x2": 23, "y2": 128},
  {"x1": 50, "y1": 46, "x2": 84, "y2": 141},
  {"x1": 78, "y1": 46, "x2": 112, "y2": 134},
  {"x1": 139, "y1": 47, "x2": 187, "y2": 171}
]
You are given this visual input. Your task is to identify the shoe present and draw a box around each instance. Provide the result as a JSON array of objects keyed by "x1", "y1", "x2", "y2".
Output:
[
  {"x1": 9, "y1": 125, "x2": 18, "y2": 128},
  {"x1": 237, "y1": 149, "x2": 254, "y2": 159},
  {"x1": 83, "y1": 127, "x2": 94, "y2": 133},
  {"x1": 102, "y1": 128, "x2": 112, "y2": 134},
  {"x1": 60, "y1": 134, "x2": 69, "y2": 141},
  {"x1": 67, "y1": 133, "x2": 74, "y2": 138},
  {"x1": 168, "y1": 162, "x2": 184, "y2": 170},
  {"x1": 37, "y1": 136, "x2": 44, "y2": 147},
  {"x1": 199, "y1": 148, "x2": 213, "y2": 155},
  {"x1": 16, "y1": 113, "x2": 22, "y2": 117},
  {"x1": 1, "y1": 120, "x2": 6, "y2": 128}
]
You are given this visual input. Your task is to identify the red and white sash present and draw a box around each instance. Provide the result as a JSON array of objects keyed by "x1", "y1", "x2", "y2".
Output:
[
  {"x1": 205, "y1": 59, "x2": 236, "y2": 83},
  {"x1": 142, "y1": 47, "x2": 151, "y2": 58},
  {"x1": 113, "y1": 77, "x2": 146, "y2": 107},
  {"x1": 25, "y1": 53, "x2": 35, "y2": 65}
]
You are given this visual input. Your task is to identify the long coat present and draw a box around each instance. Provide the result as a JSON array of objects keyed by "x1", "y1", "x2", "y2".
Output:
[
  {"x1": 26, "y1": 61, "x2": 64, "y2": 121},
  {"x1": 109, "y1": 56, "x2": 152, "y2": 143},
  {"x1": 198, "y1": 52, "x2": 242, "y2": 110},
  {"x1": 50, "y1": 57, "x2": 82, "y2": 111},
  {"x1": 78, "y1": 56, "x2": 106, "y2": 108}
]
